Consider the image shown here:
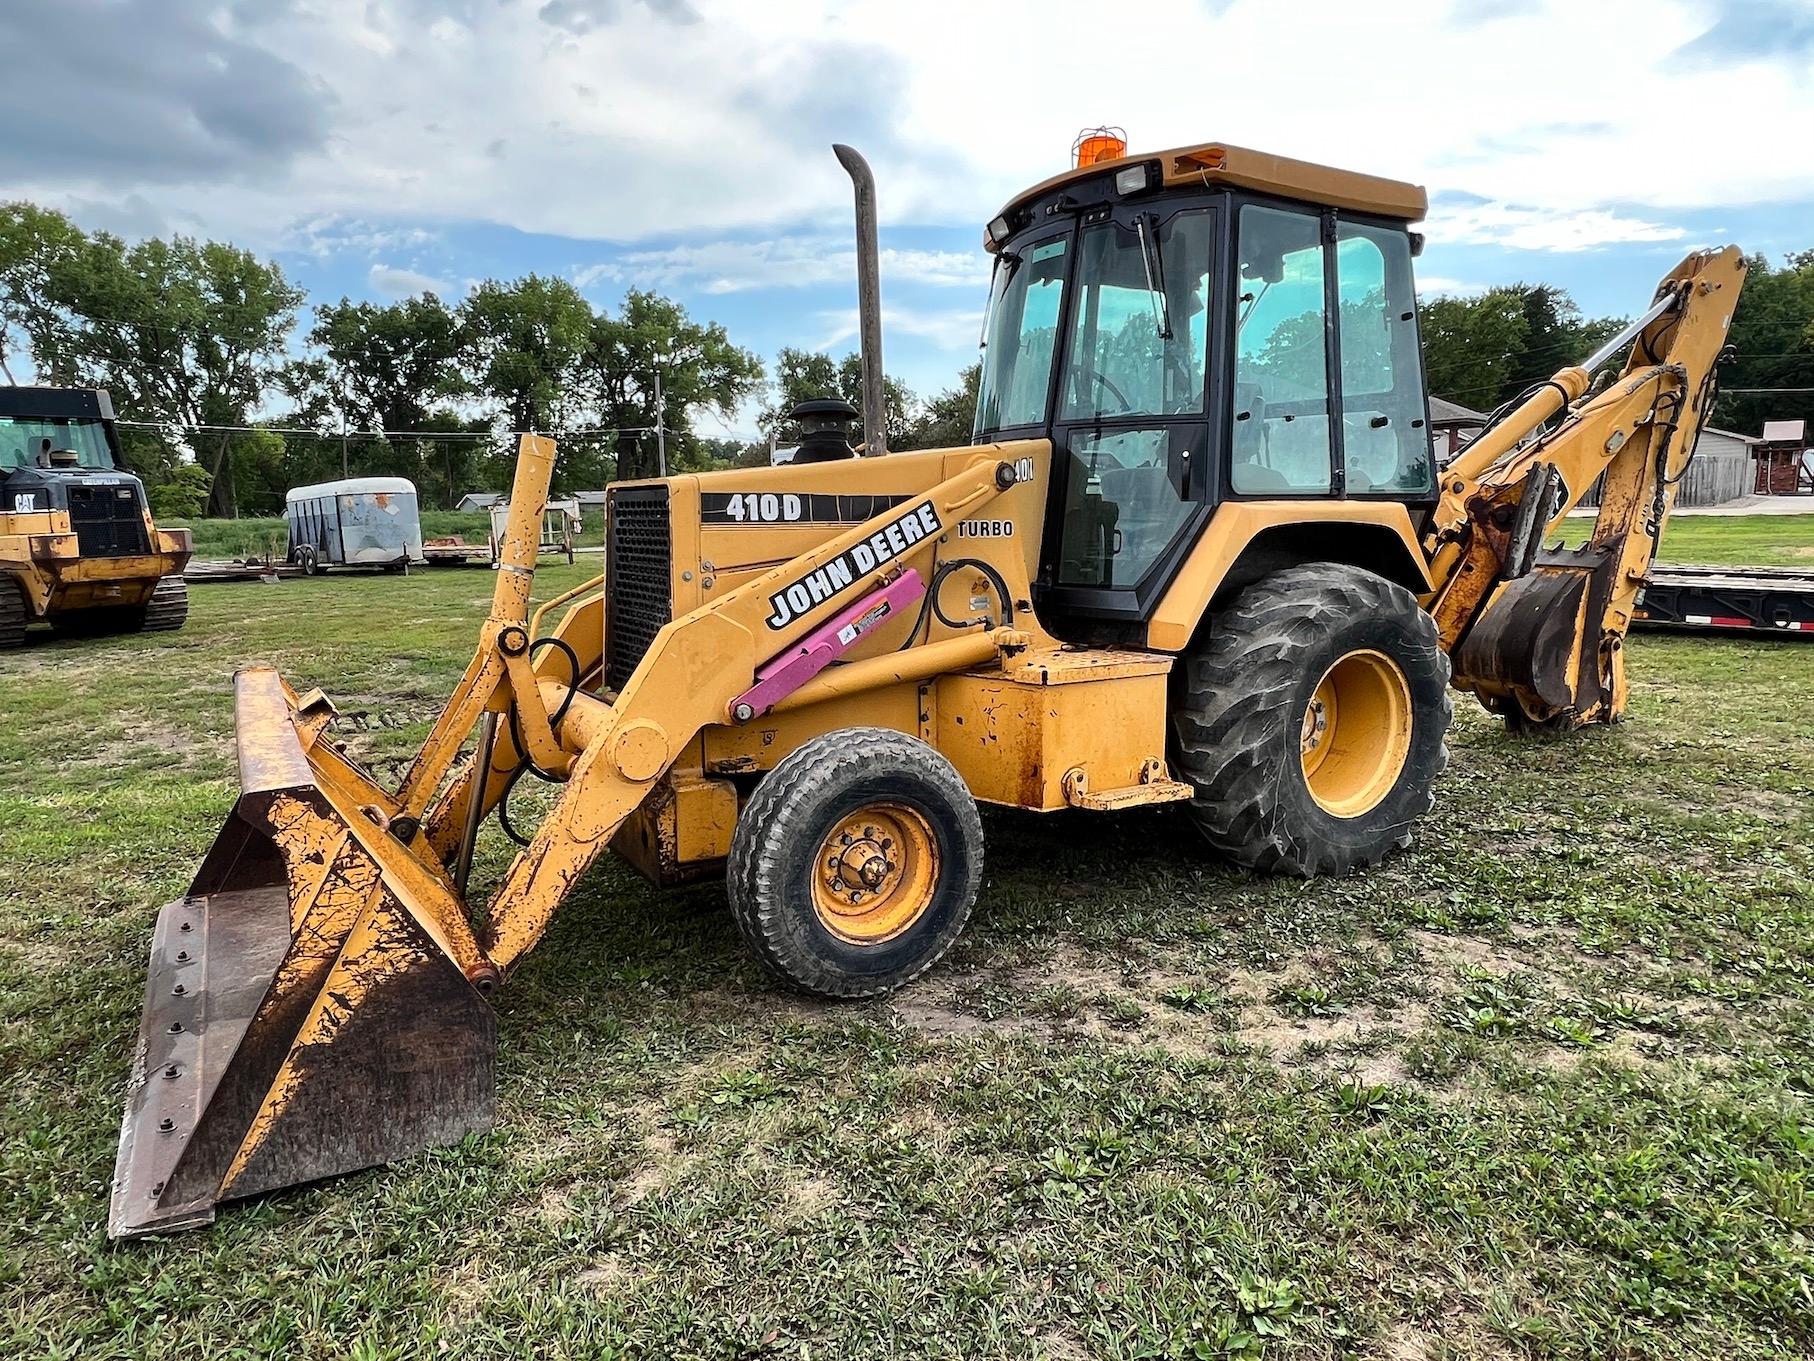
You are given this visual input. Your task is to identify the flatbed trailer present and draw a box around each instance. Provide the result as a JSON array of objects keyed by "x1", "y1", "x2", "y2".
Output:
[
  {"x1": 184, "y1": 557, "x2": 300, "y2": 585},
  {"x1": 1636, "y1": 564, "x2": 1814, "y2": 636}
]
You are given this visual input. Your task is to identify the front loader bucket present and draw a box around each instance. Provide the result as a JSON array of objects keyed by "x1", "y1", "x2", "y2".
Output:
[{"x1": 109, "y1": 669, "x2": 496, "y2": 1240}]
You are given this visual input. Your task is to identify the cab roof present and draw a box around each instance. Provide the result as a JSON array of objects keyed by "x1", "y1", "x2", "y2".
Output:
[{"x1": 987, "y1": 140, "x2": 1428, "y2": 250}]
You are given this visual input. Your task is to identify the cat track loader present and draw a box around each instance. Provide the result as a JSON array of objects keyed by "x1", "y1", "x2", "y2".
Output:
[
  {"x1": 110, "y1": 137, "x2": 1744, "y2": 1238},
  {"x1": 1, "y1": 387, "x2": 191, "y2": 647}
]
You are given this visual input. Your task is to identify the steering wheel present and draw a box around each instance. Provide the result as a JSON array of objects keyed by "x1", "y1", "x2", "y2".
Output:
[{"x1": 1081, "y1": 367, "x2": 1134, "y2": 416}]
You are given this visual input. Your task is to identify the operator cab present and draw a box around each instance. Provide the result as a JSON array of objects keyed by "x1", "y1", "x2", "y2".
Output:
[
  {"x1": 973, "y1": 140, "x2": 1438, "y2": 631},
  {"x1": 0, "y1": 387, "x2": 152, "y2": 555}
]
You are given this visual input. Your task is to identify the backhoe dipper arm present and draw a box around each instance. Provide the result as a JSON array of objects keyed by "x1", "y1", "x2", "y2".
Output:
[{"x1": 1422, "y1": 246, "x2": 1745, "y2": 726}]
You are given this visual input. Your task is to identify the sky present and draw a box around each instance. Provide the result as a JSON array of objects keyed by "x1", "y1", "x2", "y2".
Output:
[{"x1": 1, "y1": 0, "x2": 1810, "y2": 438}]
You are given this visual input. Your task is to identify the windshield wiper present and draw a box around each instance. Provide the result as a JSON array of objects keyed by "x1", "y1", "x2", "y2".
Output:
[{"x1": 1135, "y1": 214, "x2": 1172, "y2": 340}]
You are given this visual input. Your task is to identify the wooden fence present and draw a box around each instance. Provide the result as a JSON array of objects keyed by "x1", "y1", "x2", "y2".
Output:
[{"x1": 1577, "y1": 446, "x2": 1752, "y2": 509}]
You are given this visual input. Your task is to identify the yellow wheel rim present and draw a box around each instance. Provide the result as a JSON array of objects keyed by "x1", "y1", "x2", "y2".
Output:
[
  {"x1": 1299, "y1": 649, "x2": 1413, "y2": 819},
  {"x1": 810, "y1": 803, "x2": 940, "y2": 945}
]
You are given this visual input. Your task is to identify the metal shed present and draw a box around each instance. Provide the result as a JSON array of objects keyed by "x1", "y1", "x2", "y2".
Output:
[{"x1": 285, "y1": 476, "x2": 425, "y2": 573}]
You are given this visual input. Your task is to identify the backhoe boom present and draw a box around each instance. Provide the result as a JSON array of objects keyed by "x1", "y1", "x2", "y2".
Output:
[{"x1": 1425, "y1": 246, "x2": 1745, "y2": 727}]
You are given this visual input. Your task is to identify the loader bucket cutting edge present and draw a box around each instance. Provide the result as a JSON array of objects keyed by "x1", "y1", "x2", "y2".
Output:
[{"x1": 109, "y1": 668, "x2": 496, "y2": 1241}]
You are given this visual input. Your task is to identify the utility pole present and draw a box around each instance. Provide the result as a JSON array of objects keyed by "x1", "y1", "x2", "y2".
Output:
[
  {"x1": 653, "y1": 369, "x2": 667, "y2": 477},
  {"x1": 339, "y1": 381, "x2": 349, "y2": 478}
]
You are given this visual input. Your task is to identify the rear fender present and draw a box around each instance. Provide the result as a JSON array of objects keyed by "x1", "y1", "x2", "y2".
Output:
[{"x1": 1146, "y1": 502, "x2": 1432, "y2": 651}]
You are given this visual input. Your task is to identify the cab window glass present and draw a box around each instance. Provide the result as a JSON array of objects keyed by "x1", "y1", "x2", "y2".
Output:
[
  {"x1": 1336, "y1": 222, "x2": 1434, "y2": 494},
  {"x1": 975, "y1": 237, "x2": 1068, "y2": 433},
  {"x1": 1060, "y1": 210, "x2": 1210, "y2": 421},
  {"x1": 1230, "y1": 205, "x2": 1331, "y2": 495},
  {"x1": 0, "y1": 417, "x2": 113, "y2": 471},
  {"x1": 1056, "y1": 426, "x2": 1201, "y2": 588}
]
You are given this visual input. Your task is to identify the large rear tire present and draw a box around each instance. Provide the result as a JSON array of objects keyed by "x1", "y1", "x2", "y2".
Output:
[
  {"x1": 1170, "y1": 563, "x2": 1452, "y2": 877},
  {"x1": 727, "y1": 728, "x2": 983, "y2": 999}
]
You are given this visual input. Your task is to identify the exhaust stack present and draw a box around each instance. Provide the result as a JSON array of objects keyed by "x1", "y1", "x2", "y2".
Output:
[{"x1": 833, "y1": 144, "x2": 887, "y2": 456}]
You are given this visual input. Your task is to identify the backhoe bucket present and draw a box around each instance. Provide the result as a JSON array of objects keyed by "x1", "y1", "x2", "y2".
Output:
[
  {"x1": 1453, "y1": 544, "x2": 1619, "y2": 723},
  {"x1": 109, "y1": 668, "x2": 496, "y2": 1239}
]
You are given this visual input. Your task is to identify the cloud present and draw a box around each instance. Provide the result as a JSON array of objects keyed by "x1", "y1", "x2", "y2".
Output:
[
  {"x1": 369, "y1": 263, "x2": 454, "y2": 297},
  {"x1": 538, "y1": 0, "x2": 700, "y2": 31},
  {"x1": 1676, "y1": 0, "x2": 1814, "y2": 65},
  {"x1": 0, "y1": 0, "x2": 328, "y2": 185},
  {"x1": 1415, "y1": 276, "x2": 1490, "y2": 297},
  {"x1": 293, "y1": 216, "x2": 437, "y2": 259},
  {"x1": 1425, "y1": 203, "x2": 1688, "y2": 252},
  {"x1": 2, "y1": 0, "x2": 1810, "y2": 299},
  {"x1": 812, "y1": 305, "x2": 982, "y2": 352},
  {"x1": 576, "y1": 238, "x2": 988, "y2": 294}
]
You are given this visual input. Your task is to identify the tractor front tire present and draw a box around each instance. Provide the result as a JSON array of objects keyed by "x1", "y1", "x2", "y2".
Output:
[
  {"x1": 1171, "y1": 563, "x2": 1452, "y2": 877},
  {"x1": 728, "y1": 728, "x2": 983, "y2": 1000},
  {"x1": 0, "y1": 577, "x2": 26, "y2": 650}
]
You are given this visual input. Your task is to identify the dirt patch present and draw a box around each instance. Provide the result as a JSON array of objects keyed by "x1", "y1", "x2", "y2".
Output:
[
  {"x1": 1375, "y1": 1322, "x2": 1435, "y2": 1361},
  {"x1": 1408, "y1": 929, "x2": 1535, "y2": 978},
  {"x1": 781, "y1": 1173, "x2": 840, "y2": 1220},
  {"x1": 576, "y1": 1257, "x2": 635, "y2": 1292},
  {"x1": 621, "y1": 1127, "x2": 693, "y2": 1205}
]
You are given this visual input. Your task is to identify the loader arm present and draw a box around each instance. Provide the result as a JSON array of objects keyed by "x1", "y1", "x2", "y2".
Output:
[
  {"x1": 109, "y1": 443, "x2": 1030, "y2": 1238},
  {"x1": 1422, "y1": 246, "x2": 1745, "y2": 727}
]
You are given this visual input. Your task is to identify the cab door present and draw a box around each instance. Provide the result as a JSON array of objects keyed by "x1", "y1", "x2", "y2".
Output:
[{"x1": 1038, "y1": 202, "x2": 1219, "y2": 624}]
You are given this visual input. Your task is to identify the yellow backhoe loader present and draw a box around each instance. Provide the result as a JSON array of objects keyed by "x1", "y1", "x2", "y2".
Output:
[{"x1": 110, "y1": 137, "x2": 1744, "y2": 1238}]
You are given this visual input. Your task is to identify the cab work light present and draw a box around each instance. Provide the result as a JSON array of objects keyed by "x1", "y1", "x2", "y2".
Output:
[{"x1": 1115, "y1": 162, "x2": 1159, "y2": 196}]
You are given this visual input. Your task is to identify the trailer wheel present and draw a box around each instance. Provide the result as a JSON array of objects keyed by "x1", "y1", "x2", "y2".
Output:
[
  {"x1": 295, "y1": 545, "x2": 321, "y2": 575},
  {"x1": 0, "y1": 576, "x2": 26, "y2": 650},
  {"x1": 727, "y1": 728, "x2": 983, "y2": 999},
  {"x1": 1171, "y1": 563, "x2": 1452, "y2": 877}
]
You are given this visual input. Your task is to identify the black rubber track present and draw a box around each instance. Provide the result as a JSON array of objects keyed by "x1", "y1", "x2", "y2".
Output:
[
  {"x1": 0, "y1": 576, "x2": 26, "y2": 650},
  {"x1": 1170, "y1": 563, "x2": 1452, "y2": 878},
  {"x1": 139, "y1": 575, "x2": 189, "y2": 632},
  {"x1": 727, "y1": 727, "x2": 983, "y2": 1000}
]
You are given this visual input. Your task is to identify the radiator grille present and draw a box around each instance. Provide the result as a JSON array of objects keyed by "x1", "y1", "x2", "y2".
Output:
[
  {"x1": 68, "y1": 483, "x2": 149, "y2": 558},
  {"x1": 606, "y1": 484, "x2": 672, "y2": 693}
]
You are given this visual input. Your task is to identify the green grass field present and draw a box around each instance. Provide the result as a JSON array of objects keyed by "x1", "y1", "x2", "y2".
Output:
[
  {"x1": 1659, "y1": 513, "x2": 1814, "y2": 568},
  {"x1": 1, "y1": 519, "x2": 1811, "y2": 1359}
]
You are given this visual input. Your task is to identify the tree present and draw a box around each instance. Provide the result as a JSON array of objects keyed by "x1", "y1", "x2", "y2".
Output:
[
  {"x1": 899, "y1": 363, "x2": 980, "y2": 450},
  {"x1": 1419, "y1": 283, "x2": 1628, "y2": 413},
  {"x1": 149, "y1": 463, "x2": 211, "y2": 520},
  {"x1": 0, "y1": 203, "x2": 83, "y2": 385},
  {"x1": 0, "y1": 205, "x2": 305, "y2": 515},
  {"x1": 1419, "y1": 288, "x2": 1530, "y2": 411},
  {"x1": 460, "y1": 275, "x2": 593, "y2": 428},
  {"x1": 301, "y1": 294, "x2": 469, "y2": 435},
  {"x1": 1717, "y1": 250, "x2": 1814, "y2": 441},
  {"x1": 758, "y1": 346, "x2": 918, "y2": 449},
  {"x1": 577, "y1": 289, "x2": 764, "y2": 484}
]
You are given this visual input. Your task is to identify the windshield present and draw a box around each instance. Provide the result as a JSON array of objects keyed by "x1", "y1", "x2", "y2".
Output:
[
  {"x1": 1059, "y1": 209, "x2": 1211, "y2": 422},
  {"x1": 0, "y1": 417, "x2": 115, "y2": 472},
  {"x1": 975, "y1": 237, "x2": 1068, "y2": 434}
]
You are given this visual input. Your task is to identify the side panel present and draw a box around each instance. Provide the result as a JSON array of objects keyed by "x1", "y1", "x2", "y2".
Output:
[
  {"x1": 1144, "y1": 500, "x2": 1431, "y2": 651},
  {"x1": 936, "y1": 667, "x2": 1174, "y2": 811}
]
